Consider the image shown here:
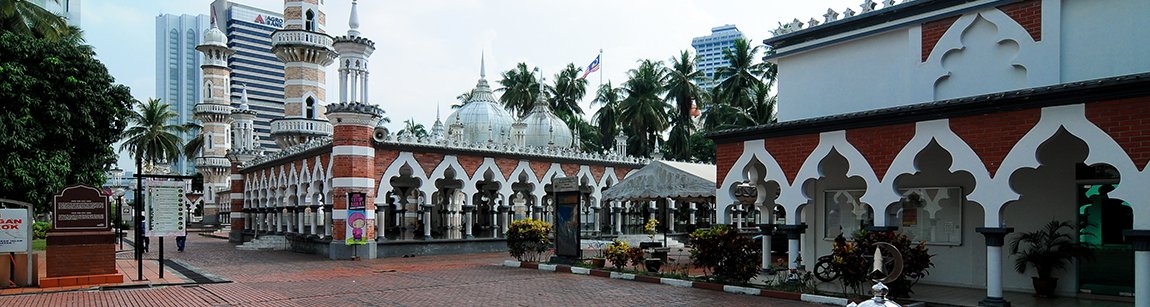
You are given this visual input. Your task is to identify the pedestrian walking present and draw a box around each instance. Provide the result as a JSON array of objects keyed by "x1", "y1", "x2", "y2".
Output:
[{"x1": 176, "y1": 234, "x2": 187, "y2": 252}]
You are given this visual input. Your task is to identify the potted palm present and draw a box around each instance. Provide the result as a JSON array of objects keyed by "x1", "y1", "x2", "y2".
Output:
[{"x1": 1008, "y1": 220, "x2": 1093, "y2": 297}]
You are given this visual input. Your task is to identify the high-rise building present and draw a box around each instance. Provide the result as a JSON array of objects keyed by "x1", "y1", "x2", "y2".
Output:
[
  {"x1": 210, "y1": 0, "x2": 286, "y2": 152},
  {"x1": 156, "y1": 14, "x2": 210, "y2": 175},
  {"x1": 691, "y1": 25, "x2": 745, "y2": 91},
  {"x1": 30, "y1": 0, "x2": 81, "y2": 27}
]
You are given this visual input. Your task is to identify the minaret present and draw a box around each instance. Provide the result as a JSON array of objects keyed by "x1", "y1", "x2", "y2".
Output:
[
  {"x1": 227, "y1": 85, "x2": 260, "y2": 242},
  {"x1": 269, "y1": 0, "x2": 339, "y2": 148},
  {"x1": 194, "y1": 18, "x2": 235, "y2": 224},
  {"x1": 327, "y1": 0, "x2": 383, "y2": 259}
]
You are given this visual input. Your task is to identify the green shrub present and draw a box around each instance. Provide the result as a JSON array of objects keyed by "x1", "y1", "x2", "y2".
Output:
[
  {"x1": 688, "y1": 225, "x2": 761, "y2": 283},
  {"x1": 33, "y1": 221, "x2": 52, "y2": 239},
  {"x1": 506, "y1": 219, "x2": 552, "y2": 262},
  {"x1": 603, "y1": 240, "x2": 644, "y2": 269},
  {"x1": 831, "y1": 230, "x2": 934, "y2": 298}
]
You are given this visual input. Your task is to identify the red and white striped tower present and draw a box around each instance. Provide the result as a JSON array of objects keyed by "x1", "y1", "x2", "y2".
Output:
[
  {"x1": 270, "y1": 0, "x2": 338, "y2": 148},
  {"x1": 227, "y1": 87, "x2": 260, "y2": 243},
  {"x1": 194, "y1": 18, "x2": 235, "y2": 225},
  {"x1": 326, "y1": 0, "x2": 382, "y2": 259}
]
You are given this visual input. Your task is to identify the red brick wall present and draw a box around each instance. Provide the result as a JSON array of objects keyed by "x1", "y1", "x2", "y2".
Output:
[
  {"x1": 1085, "y1": 97, "x2": 1150, "y2": 170},
  {"x1": 846, "y1": 123, "x2": 916, "y2": 179},
  {"x1": 414, "y1": 152, "x2": 445, "y2": 175},
  {"x1": 590, "y1": 165, "x2": 606, "y2": 184},
  {"x1": 561, "y1": 164, "x2": 581, "y2": 179},
  {"x1": 614, "y1": 167, "x2": 631, "y2": 181},
  {"x1": 951, "y1": 108, "x2": 1041, "y2": 176},
  {"x1": 531, "y1": 161, "x2": 551, "y2": 179},
  {"x1": 457, "y1": 155, "x2": 484, "y2": 177},
  {"x1": 332, "y1": 126, "x2": 373, "y2": 147},
  {"x1": 921, "y1": 16, "x2": 959, "y2": 62},
  {"x1": 46, "y1": 235, "x2": 116, "y2": 277},
  {"x1": 374, "y1": 149, "x2": 400, "y2": 180},
  {"x1": 495, "y1": 158, "x2": 519, "y2": 178},
  {"x1": 998, "y1": 0, "x2": 1042, "y2": 42},
  {"x1": 715, "y1": 142, "x2": 744, "y2": 187},
  {"x1": 332, "y1": 155, "x2": 374, "y2": 178},
  {"x1": 765, "y1": 134, "x2": 820, "y2": 183}
]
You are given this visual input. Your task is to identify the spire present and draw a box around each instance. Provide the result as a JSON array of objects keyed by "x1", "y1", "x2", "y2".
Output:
[
  {"x1": 237, "y1": 84, "x2": 251, "y2": 111},
  {"x1": 480, "y1": 51, "x2": 486, "y2": 79},
  {"x1": 348, "y1": 0, "x2": 361, "y2": 37}
]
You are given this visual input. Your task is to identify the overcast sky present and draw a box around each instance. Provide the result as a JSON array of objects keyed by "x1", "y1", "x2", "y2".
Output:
[{"x1": 86, "y1": 0, "x2": 859, "y2": 170}]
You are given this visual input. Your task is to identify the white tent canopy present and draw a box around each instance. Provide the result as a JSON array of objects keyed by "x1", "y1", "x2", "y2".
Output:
[{"x1": 601, "y1": 160, "x2": 716, "y2": 201}]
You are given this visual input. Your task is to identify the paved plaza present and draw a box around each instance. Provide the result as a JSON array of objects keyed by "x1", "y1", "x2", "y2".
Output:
[{"x1": 0, "y1": 235, "x2": 811, "y2": 306}]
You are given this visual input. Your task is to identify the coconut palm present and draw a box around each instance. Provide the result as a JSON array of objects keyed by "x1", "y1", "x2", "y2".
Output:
[
  {"x1": 713, "y1": 39, "x2": 767, "y2": 109},
  {"x1": 452, "y1": 91, "x2": 472, "y2": 109},
  {"x1": 0, "y1": 0, "x2": 69, "y2": 41},
  {"x1": 592, "y1": 81, "x2": 623, "y2": 152},
  {"x1": 547, "y1": 63, "x2": 587, "y2": 121},
  {"x1": 619, "y1": 59, "x2": 670, "y2": 157},
  {"x1": 182, "y1": 122, "x2": 203, "y2": 162},
  {"x1": 120, "y1": 98, "x2": 188, "y2": 175},
  {"x1": 497, "y1": 63, "x2": 541, "y2": 118},
  {"x1": 663, "y1": 50, "x2": 705, "y2": 160}
]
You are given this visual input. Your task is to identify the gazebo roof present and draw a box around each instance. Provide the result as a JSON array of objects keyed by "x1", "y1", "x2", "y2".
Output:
[{"x1": 601, "y1": 160, "x2": 715, "y2": 201}]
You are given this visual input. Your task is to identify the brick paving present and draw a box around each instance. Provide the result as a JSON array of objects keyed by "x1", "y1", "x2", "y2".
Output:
[{"x1": 0, "y1": 234, "x2": 812, "y2": 306}]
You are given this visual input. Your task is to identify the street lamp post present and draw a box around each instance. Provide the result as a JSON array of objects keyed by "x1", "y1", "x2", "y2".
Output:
[{"x1": 110, "y1": 167, "x2": 125, "y2": 250}]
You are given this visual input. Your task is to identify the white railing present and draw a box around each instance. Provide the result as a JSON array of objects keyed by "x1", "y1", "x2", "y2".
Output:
[
  {"x1": 193, "y1": 104, "x2": 231, "y2": 115},
  {"x1": 272, "y1": 30, "x2": 333, "y2": 49},
  {"x1": 270, "y1": 118, "x2": 334, "y2": 136}
]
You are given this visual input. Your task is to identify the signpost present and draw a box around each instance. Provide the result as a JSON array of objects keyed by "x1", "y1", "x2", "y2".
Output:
[
  {"x1": 0, "y1": 199, "x2": 33, "y2": 287},
  {"x1": 46, "y1": 185, "x2": 121, "y2": 286},
  {"x1": 552, "y1": 177, "x2": 581, "y2": 264},
  {"x1": 144, "y1": 179, "x2": 187, "y2": 278}
]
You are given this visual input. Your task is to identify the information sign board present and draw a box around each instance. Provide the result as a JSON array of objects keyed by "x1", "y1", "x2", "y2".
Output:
[
  {"x1": 145, "y1": 180, "x2": 187, "y2": 237},
  {"x1": 0, "y1": 209, "x2": 30, "y2": 252},
  {"x1": 52, "y1": 185, "x2": 109, "y2": 230}
]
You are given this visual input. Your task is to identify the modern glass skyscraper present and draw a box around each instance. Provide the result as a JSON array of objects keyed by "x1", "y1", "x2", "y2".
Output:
[
  {"x1": 211, "y1": 0, "x2": 285, "y2": 152},
  {"x1": 156, "y1": 14, "x2": 210, "y2": 175},
  {"x1": 690, "y1": 25, "x2": 745, "y2": 91}
]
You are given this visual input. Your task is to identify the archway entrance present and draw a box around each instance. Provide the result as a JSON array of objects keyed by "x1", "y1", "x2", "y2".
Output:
[{"x1": 1076, "y1": 163, "x2": 1133, "y2": 296}]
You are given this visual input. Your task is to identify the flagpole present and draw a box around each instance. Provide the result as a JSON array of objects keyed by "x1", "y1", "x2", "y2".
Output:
[{"x1": 598, "y1": 48, "x2": 603, "y2": 88}]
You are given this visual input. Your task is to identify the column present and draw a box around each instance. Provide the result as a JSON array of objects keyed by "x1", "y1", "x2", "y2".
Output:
[
  {"x1": 463, "y1": 204, "x2": 475, "y2": 239},
  {"x1": 613, "y1": 205, "x2": 622, "y2": 235},
  {"x1": 1127, "y1": 230, "x2": 1150, "y2": 307},
  {"x1": 647, "y1": 201, "x2": 655, "y2": 221},
  {"x1": 297, "y1": 207, "x2": 306, "y2": 234},
  {"x1": 499, "y1": 205, "x2": 510, "y2": 237},
  {"x1": 976, "y1": 227, "x2": 1014, "y2": 307},
  {"x1": 323, "y1": 204, "x2": 333, "y2": 239},
  {"x1": 422, "y1": 203, "x2": 433, "y2": 240},
  {"x1": 375, "y1": 207, "x2": 385, "y2": 240},
  {"x1": 667, "y1": 199, "x2": 676, "y2": 233},
  {"x1": 533, "y1": 205, "x2": 543, "y2": 221},
  {"x1": 689, "y1": 203, "x2": 697, "y2": 225},
  {"x1": 327, "y1": 104, "x2": 383, "y2": 259},
  {"x1": 759, "y1": 224, "x2": 775, "y2": 270},
  {"x1": 779, "y1": 224, "x2": 807, "y2": 270},
  {"x1": 309, "y1": 204, "x2": 320, "y2": 236},
  {"x1": 591, "y1": 207, "x2": 600, "y2": 234}
]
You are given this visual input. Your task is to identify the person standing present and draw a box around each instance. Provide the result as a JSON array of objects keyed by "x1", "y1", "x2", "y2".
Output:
[{"x1": 176, "y1": 234, "x2": 186, "y2": 252}]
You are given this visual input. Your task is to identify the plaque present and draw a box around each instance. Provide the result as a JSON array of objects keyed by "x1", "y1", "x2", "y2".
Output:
[{"x1": 53, "y1": 185, "x2": 110, "y2": 230}]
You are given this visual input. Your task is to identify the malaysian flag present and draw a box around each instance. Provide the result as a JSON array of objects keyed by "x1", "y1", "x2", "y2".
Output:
[{"x1": 580, "y1": 52, "x2": 601, "y2": 79}]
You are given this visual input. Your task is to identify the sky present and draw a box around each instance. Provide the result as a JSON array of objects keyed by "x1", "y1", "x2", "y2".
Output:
[{"x1": 84, "y1": 0, "x2": 860, "y2": 171}]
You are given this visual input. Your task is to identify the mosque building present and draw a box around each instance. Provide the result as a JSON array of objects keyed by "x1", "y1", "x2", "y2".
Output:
[{"x1": 194, "y1": 0, "x2": 719, "y2": 260}]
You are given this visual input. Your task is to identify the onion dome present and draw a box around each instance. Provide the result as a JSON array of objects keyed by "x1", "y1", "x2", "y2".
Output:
[
  {"x1": 202, "y1": 20, "x2": 227, "y2": 47},
  {"x1": 520, "y1": 93, "x2": 573, "y2": 148},
  {"x1": 444, "y1": 54, "x2": 515, "y2": 144}
]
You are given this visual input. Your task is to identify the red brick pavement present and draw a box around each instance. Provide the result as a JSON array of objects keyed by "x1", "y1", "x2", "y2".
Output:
[{"x1": 0, "y1": 235, "x2": 813, "y2": 306}]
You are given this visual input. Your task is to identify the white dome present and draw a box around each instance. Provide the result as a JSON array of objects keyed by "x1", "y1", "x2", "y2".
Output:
[
  {"x1": 445, "y1": 78, "x2": 515, "y2": 144},
  {"x1": 202, "y1": 27, "x2": 228, "y2": 47},
  {"x1": 521, "y1": 102, "x2": 573, "y2": 148}
]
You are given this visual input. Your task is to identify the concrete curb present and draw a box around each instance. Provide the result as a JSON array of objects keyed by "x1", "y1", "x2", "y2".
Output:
[{"x1": 502, "y1": 261, "x2": 854, "y2": 305}]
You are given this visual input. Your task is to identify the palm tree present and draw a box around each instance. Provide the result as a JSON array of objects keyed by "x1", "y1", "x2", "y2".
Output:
[
  {"x1": 120, "y1": 98, "x2": 187, "y2": 175},
  {"x1": 547, "y1": 63, "x2": 587, "y2": 120},
  {"x1": 619, "y1": 59, "x2": 670, "y2": 157},
  {"x1": 663, "y1": 50, "x2": 705, "y2": 160},
  {"x1": 452, "y1": 91, "x2": 472, "y2": 109},
  {"x1": 182, "y1": 122, "x2": 203, "y2": 162},
  {"x1": 497, "y1": 63, "x2": 541, "y2": 118},
  {"x1": 592, "y1": 81, "x2": 623, "y2": 152},
  {"x1": 0, "y1": 0, "x2": 69, "y2": 41},
  {"x1": 713, "y1": 39, "x2": 767, "y2": 109},
  {"x1": 400, "y1": 118, "x2": 429, "y2": 138}
]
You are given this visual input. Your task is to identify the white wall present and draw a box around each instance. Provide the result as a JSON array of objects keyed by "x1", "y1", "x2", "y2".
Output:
[{"x1": 1060, "y1": 0, "x2": 1150, "y2": 83}]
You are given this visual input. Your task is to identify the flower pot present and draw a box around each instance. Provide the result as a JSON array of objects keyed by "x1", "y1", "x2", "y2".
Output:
[
  {"x1": 644, "y1": 258, "x2": 663, "y2": 273},
  {"x1": 589, "y1": 258, "x2": 605, "y2": 269},
  {"x1": 1032, "y1": 277, "x2": 1058, "y2": 297}
]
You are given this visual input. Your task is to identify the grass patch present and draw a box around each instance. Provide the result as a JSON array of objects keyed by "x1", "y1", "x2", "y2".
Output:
[{"x1": 33, "y1": 239, "x2": 46, "y2": 251}]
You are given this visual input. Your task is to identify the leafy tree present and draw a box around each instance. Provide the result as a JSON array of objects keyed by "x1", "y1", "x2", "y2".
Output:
[
  {"x1": 619, "y1": 59, "x2": 669, "y2": 157},
  {"x1": 0, "y1": 32, "x2": 134, "y2": 212},
  {"x1": 497, "y1": 63, "x2": 542, "y2": 118},
  {"x1": 0, "y1": 0, "x2": 69, "y2": 41},
  {"x1": 713, "y1": 39, "x2": 766, "y2": 109},
  {"x1": 452, "y1": 91, "x2": 471, "y2": 109},
  {"x1": 120, "y1": 98, "x2": 188, "y2": 176},
  {"x1": 591, "y1": 81, "x2": 623, "y2": 152},
  {"x1": 689, "y1": 131, "x2": 716, "y2": 163}
]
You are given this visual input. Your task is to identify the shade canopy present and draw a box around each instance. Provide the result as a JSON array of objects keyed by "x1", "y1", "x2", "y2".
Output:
[{"x1": 601, "y1": 160, "x2": 716, "y2": 201}]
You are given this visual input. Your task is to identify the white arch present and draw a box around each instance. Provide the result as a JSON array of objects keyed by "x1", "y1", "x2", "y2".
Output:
[
  {"x1": 996, "y1": 104, "x2": 1145, "y2": 226},
  {"x1": 505, "y1": 161, "x2": 542, "y2": 206},
  {"x1": 376, "y1": 152, "x2": 430, "y2": 203},
  {"x1": 782, "y1": 131, "x2": 879, "y2": 224},
  {"x1": 427, "y1": 155, "x2": 472, "y2": 199},
  {"x1": 717, "y1": 139, "x2": 786, "y2": 224}
]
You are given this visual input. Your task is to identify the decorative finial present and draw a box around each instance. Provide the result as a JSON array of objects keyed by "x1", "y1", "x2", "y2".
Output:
[
  {"x1": 481, "y1": 51, "x2": 486, "y2": 79},
  {"x1": 883, "y1": 0, "x2": 897, "y2": 8},
  {"x1": 348, "y1": 0, "x2": 361, "y2": 37},
  {"x1": 824, "y1": 8, "x2": 840, "y2": 23},
  {"x1": 240, "y1": 83, "x2": 249, "y2": 104},
  {"x1": 844, "y1": 7, "x2": 857, "y2": 17},
  {"x1": 861, "y1": 0, "x2": 877, "y2": 13}
]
